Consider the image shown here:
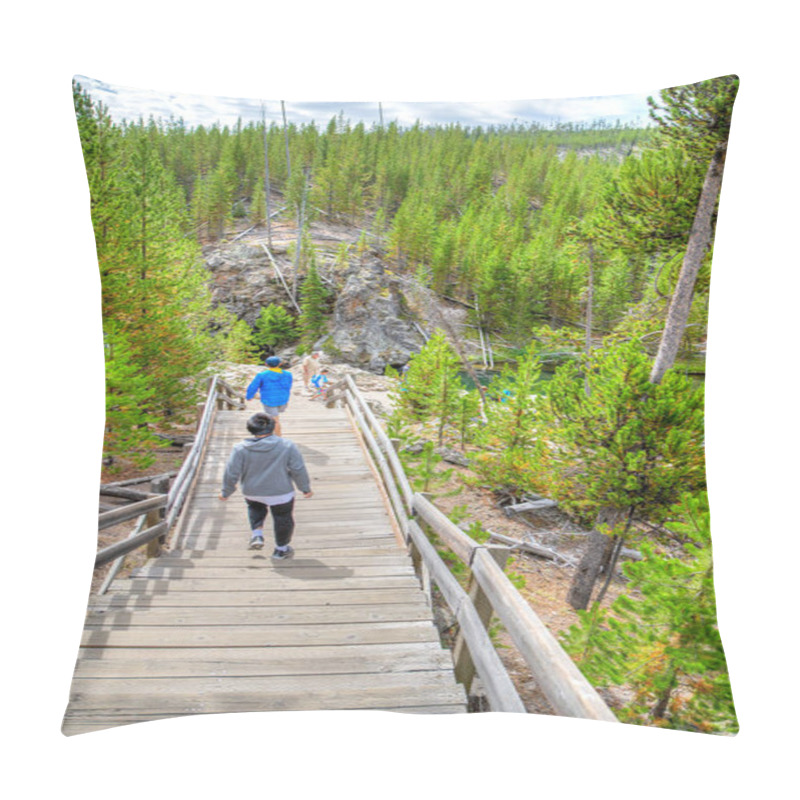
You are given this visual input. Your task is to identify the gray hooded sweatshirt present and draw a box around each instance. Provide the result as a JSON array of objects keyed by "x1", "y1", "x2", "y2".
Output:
[{"x1": 221, "y1": 435, "x2": 311, "y2": 499}]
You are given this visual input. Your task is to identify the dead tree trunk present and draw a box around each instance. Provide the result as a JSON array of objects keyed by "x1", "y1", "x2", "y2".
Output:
[
  {"x1": 567, "y1": 507, "x2": 626, "y2": 611},
  {"x1": 567, "y1": 531, "x2": 615, "y2": 610},
  {"x1": 262, "y1": 103, "x2": 272, "y2": 247},
  {"x1": 282, "y1": 100, "x2": 291, "y2": 182},
  {"x1": 649, "y1": 142, "x2": 727, "y2": 384},
  {"x1": 293, "y1": 168, "x2": 309, "y2": 303}
]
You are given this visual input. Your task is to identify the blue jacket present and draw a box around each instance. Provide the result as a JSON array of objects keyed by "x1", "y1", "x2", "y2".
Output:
[{"x1": 246, "y1": 368, "x2": 293, "y2": 407}]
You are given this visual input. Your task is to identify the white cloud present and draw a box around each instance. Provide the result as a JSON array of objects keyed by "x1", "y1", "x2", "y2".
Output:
[{"x1": 76, "y1": 74, "x2": 652, "y2": 129}]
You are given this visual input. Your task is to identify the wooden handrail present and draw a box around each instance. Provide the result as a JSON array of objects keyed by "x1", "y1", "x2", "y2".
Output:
[
  {"x1": 98, "y1": 495, "x2": 168, "y2": 530},
  {"x1": 471, "y1": 548, "x2": 618, "y2": 722},
  {"x1": 94, "y1": 374, "x2": 242, "y2": 570},
  {"x1": 95, "y1": 521, "x2": 169, "y2": 568},
  {"x1": 407, "y1": 520, "x2": 525, "y2": 712},
  {"x1": 344, "y1": 387, "x2": 408, "y2": 540},
  {"x1": 340, "y1": 375, "x2": 618, "y2": 722},
  {"x1": 344, "y1": 374, "x2": 414, "y2": 513},
  {"x1": 412, "y1": 493, "x2": 477, "y2": 566}
]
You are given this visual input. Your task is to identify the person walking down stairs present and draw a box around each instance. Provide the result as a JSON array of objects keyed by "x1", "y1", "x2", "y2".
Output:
[
  {"x1": 219, "y1": 412, "x2": 313, "y2": 559},
  {"x1": 246, "y1": 355, "x2": 293, "y2": 436}
]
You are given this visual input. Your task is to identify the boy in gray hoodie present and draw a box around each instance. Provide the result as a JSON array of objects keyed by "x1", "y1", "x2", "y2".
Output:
[{"x1": 219, "y1": 412, "x2": 313, "y2": 558}]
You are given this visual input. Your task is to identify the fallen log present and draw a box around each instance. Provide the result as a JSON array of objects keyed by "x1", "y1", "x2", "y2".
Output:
[
  {"x1": 230, "y1": 224, "x2": 256, "y2": 242},
  {"x1": 487, "y1": 530, "x2": 576, "y2": 566},
  {"x1": 261, "y1": 243, "x2": 301, "y2": 313},
  {"x1": 489, "y1": 529, "x2": 641, "y2": 563},
  {"x1": 152, "y1": 432, "x2": 195, "y2": 447},
  {"x1": 503, "y1": 499, "x2": 558, "y2": 515}
]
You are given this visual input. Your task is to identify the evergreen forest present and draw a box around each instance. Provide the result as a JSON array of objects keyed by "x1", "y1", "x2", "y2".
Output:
[{"x1": 74, "y1": 75, "x2": 739, "y2": 733}]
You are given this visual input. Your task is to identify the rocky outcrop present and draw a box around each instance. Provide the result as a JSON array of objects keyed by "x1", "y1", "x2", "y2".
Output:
[
  {"x1": 324, "y1": 259, "x2": 425, "y2": 372},
  {"x1": 204, "y1": 242, "x2": 288, "y2": 325},
  {"x1": 204, "y1": 235, "x2": 429, "y2": 373}
]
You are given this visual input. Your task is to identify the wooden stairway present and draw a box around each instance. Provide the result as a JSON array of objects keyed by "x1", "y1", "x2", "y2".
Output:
[{"x1": 63, "y1": 396, "x2": 466, "y2": 735}]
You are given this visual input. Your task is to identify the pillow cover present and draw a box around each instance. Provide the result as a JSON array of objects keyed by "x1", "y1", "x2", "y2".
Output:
[{"x1": 63, "y1": 74, "x2": 739, "y2": 737}]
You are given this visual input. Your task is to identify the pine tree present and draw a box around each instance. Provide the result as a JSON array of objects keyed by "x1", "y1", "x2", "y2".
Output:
[
  {"x1": 252, "y1": 304, "x2": 297, "y2": 356},
  {"x1": 250, "y1": 180, "x2": 267, "y2": 226},
  {"x1": 470, "y1": 343, "x2": 545, "y2": 494},
  {"x1": 73, "y1": 97, "x2": 219, "y2": 436},
  {"x1": 114, "y1": 127, "x2": 214, "y2": 412},
  {"x1": 206, "y1": 164, "x2": 233, "y2": 239},
  {"x1": 400, "y1": 441, "x2": 460, "y2": 497},
  {"x1": 297, "y1": 258, "x2": 329, "y2": 353},
  {"x1": 393, "y1": 331, "x2": 462, "y2": 445},
  {"x1": 223, "y1": 318, "x2": 259, "y2": 363},
  {"x1": 647, "y1": 76, "x2": 739, "y2": 383},
  {"x1": 102, "y1": 324, "x2": 159, "y2": 468},
  {"x1": 538, "y1": 336, "x2": 706, "y2": 609},
  {"x1": 562, "y1": 492, "x2": 737, "y2": 734}
]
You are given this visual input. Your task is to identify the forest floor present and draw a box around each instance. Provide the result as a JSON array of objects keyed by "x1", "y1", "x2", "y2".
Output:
[{"x1": 92, "y1": 359, "x2": 631, "y2": 715}]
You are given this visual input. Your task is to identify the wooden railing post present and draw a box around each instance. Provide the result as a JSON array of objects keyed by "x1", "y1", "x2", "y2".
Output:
[
  {"x1": 195, "y1": 402, "x2": 205, "y2": 431},
  {"x1": 409, "y1": 520, "x2": 432, "y2": 605},
  {"x1": 145, "y1": 504, "x2": 163, "y2": 559},
  {"x1": 144, "y1": 478, "x2": 169, "y2": 558},
  {"x1": 407, "y1": 520, "x2": 526, "y2": 713},
  {"x1": 452, "y1": 544, "x2": 510, "y2": 694}
]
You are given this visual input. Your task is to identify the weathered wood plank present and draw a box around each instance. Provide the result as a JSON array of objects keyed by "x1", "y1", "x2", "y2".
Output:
[
  {"x1": 89, "y1": 587, "x2": 428, "y2": 609},
  {"x1": 71, "y1": 642, "x2": 455, "y2": 677},
  {"x1": 80, "y1": 620, "x2": 442, "y2": 648},
  {"x1": 108, "y1": 575, "x2": 424, "y2": 593},
  {"x1": 144, "y1": 556, "x2": 411, "y2": 570},
  {"x1": 161, "y1": 545, "x2": 404, "y2": 558},
  {"x1": 112, "y1": 574, "x2": 424, "y2": 592},
  {"x1": 63, "y1": 702, "x2": 467, "y2": 734},
  {"x1": 128, "y1": 565, "x2": 416, "y2": 580},
  {"x1": 84, "y1": 602, "x2": 432, "y2": 627},
  {"x1": 98, "y1": 495, "x2": 168, "y2": 531},
  {"x1": 66, "y1": 671, "x2": 467, "y2": 715}
]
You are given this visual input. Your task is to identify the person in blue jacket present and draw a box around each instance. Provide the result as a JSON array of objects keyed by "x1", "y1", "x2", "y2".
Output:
[{"x1": 246, "y1": 355, "x2": 293, "y2": 436}]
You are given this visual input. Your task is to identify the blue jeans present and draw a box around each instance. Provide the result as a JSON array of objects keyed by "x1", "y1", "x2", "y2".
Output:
[{"x1": 246, "y1": 498, "x2": 295, "y2": 547}]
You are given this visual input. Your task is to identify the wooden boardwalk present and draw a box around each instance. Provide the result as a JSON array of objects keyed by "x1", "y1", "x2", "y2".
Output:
[{"x1": 63, "y1": 393, "x2": 466, "y2": 735}]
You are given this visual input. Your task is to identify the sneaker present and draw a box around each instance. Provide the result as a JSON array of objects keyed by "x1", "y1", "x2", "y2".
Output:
[
  {"x1": 271, "y1": 546, "x2": 294, "y2": 560},
  {"x1": 249, "y1": 534, "x2": 264, "y2": 550}
]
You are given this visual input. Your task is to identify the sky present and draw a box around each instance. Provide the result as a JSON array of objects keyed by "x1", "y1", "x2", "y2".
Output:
[{"x1": 76, "y1": 73, "x2": 654, "y2": 130}]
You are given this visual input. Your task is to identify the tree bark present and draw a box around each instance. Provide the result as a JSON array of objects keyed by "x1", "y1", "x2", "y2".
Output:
[
  {"x1": 567, "y1": 507, "x2": 626, "y2": 611},
  {"x1": 652, "y1": 665, "x2": 678, "y2": 721},
  {"x1": 282, "y1": 100, "x2": 291, "y2": 182},
  {"x1": 293, "y1": 169, "x2": 308, "y2": 303},
  {"x1": 594, "y1": 534, "x2": 624, "y2": 606},
  {"x1": 262, "y1": 103, "x2": 272, "y2": 247},
  {"x1": 567, "y1": 531, "x2": 614, "y2": 610},
  {"x1": 649, "y1": 142, "x2": 727, "y2": 384}
]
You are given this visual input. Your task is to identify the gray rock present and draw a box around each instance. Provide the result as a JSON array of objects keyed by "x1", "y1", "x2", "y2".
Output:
[
  {"x1": 204, "y1": 243, "x2": 287, "y2": 325},
  {"x1": 328, "y1": 260, "x2": 424, "y2": 372},
  {"x1": 366, "y1": 399, "x2": 387, "y2": 417},
  {"x1": 206, "y1": 252, "x2": 225, "y2": 269},
  {"x1": 434, "y1": 446, "x2": 470, "y2": 467},
  {"x1": 402, "y1": 442, "x2": 427, "y2": 455}
]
